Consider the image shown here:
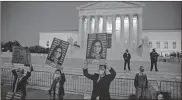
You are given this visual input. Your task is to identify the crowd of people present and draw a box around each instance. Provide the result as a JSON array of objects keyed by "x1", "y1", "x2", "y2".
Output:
[{"x1": 9, "y1": 40, "x2": 163, "y2": 100}]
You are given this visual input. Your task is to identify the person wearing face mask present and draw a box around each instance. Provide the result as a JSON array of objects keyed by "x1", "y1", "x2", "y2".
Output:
[
  {"x1": 134, "y1": 66, "x2": 148, "y2": 100},
  {"x1": 12, "y1": 64, "x2": 34, "y2": 100},
  {"x1": 48, "y1": 68, "x2": 65, "y2": 100},
  {"x1": 83, "y1": 61, "x2": 116, "y2": 100},
  {"x1": 123, "y1": 49, "x2": 131, "y2": 71}
]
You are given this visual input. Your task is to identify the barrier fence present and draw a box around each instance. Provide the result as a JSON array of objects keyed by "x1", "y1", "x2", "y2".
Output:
[
  {"x1": 1, "y1": 68, "x2": 181, "y2": 99},
  {"x1": 158, "y1": 57, "x2": 182, "y2": 63}
]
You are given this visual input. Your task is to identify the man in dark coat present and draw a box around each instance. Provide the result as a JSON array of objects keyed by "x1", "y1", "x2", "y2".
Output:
[
  {"x1": 83, "y1": 61, "x2": 116, "y2": 100},
  {"x1": 48, "y1": 68, "x2": 65, "y2": 100},
  {"x1": 150, "y1": 49, "x2": 159, "y2": 71},
  {"x1": 12, "y1": 64, "x2": 33, "y2": 100},
  {"x1": 123, "y1": 49, "x2": 131, "y2": 71},
  {"x1": 134, "y1": 66, "x2": 148, "y2": 100}
]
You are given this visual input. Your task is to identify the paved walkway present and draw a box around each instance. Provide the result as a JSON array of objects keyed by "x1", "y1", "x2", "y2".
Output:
[{"x1": 1, "y1": 85, "x2": 84, "y2": 99}]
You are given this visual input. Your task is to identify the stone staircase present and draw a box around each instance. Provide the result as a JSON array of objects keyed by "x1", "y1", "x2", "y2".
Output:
[{"x1": 66, "y1": 45, "x2": 150, "y2": 61}]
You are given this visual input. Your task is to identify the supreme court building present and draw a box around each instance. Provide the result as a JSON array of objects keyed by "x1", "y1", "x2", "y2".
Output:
[
  {"x1": 39, "y1": 2, "x2": 181, "y2": 60},
  {"x1": 77, "y1": 2, "x2": 144, "y2": 53}
]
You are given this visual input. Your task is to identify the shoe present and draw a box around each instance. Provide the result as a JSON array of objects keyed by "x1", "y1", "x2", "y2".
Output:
[{"x1": 155, "y1": 70, "x2": 158, "y2": 72}]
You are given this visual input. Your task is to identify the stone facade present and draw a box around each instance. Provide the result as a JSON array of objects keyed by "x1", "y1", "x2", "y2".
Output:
[{"x1": 77, "y1": 2, "x2": 145, "y2": 54}]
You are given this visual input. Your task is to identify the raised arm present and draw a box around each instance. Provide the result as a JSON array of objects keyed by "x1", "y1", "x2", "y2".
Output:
[
  {"x1": 60, "y1": 68, "x2": 66, "y2": 84},
  {"x1": 107, "y1": 64, "x2": 116, "y2": 81},
  {"x1": 25, "y1": 64, "x2": 34, "y2": 78},
  {"x1": 12, "y1": 68, "x2": 18, "y2": 78},
  {"x1": 83, "y1": 61, "x2": 95, "y2": 80}
]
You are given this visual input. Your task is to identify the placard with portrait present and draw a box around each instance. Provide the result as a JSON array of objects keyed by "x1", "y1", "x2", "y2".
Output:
[
  {"x1": 45, "y1": 38, "x2": 69, "y2": 68},
  {"x1": 86, "y1": 33, "x2": 108, "y2": 65},
  {"x1": 12, "y1": 46, "x2": 31, "y2": 65}
]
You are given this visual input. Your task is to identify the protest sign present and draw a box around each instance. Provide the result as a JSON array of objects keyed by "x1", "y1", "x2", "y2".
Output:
[
  {"x1": 46, "y1": 38, "x2": 69, "y2": 68},
  {"x1": 86, "y1": 33, "x2": 108, "y2": 65},
  {"x1": 12, "y1": 46, "x2": 31, "y2": 65}
]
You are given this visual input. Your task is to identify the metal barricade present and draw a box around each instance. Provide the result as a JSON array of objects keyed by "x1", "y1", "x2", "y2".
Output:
[
  {"x1": 1, "y1": 68, "x2": 181, "y2": 99},
  {"x1": 159, "y1": 81, "x2": 182, "y2": 100}
]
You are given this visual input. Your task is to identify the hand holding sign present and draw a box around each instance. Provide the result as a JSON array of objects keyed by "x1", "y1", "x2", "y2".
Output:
[{"x1": 83, "y1": 60, "x2": 88, "y2": 69}]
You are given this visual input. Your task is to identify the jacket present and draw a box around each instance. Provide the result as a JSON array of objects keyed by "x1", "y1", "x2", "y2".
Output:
[
  {"x1": 12, "y1": 69, "x2": 31, "y2": 92},
  {"x1": 52, "y1": 73, "x2": 66, "y2": 96},
  {"x1": 123, "y1": 53, "x2": 131, "y2": 61},
  {"x1": 134, "y1": 72, "x2": 148, "y2": 89},
  {"x1": 150, "y1": 51, "x2": 159, "y2": 61},
  {"x1": 83, "y1": 68, "x2": 116, "y2": 100}
]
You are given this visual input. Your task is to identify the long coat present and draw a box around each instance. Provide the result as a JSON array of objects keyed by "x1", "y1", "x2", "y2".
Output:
[
  {"x1": 12, "y1": 69, "x2": 31, "y2": 96},
  {"x1": 52, "y1": 73, "x2": 66, "y2": 96},
  {"x1": 83, "y1": 68, "x2": 116, "y2": 100}
]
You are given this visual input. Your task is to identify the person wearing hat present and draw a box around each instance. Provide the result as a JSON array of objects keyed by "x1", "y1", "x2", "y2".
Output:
[
  {"x1": 83, "y1": 61, "x2": 116, "y2": 100},
  {"x1": 123, "y1": 49, "x2": 131, "y2": 71},
  {"x1": 12, "y1": 64, "x2": 34, "y2": 100},
  {"x1": 150, "y1": 48, "x2": 159, "y2": 71},
  {"x1": 134, "y1": 66, "x2": 148, "y2": 100}
]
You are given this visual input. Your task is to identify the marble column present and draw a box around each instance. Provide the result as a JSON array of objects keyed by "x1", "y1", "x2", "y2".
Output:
[
  {"x1": 87, "y1": 16, "x2": 91, "y2": 35},
  {"x1": 112, "y1": 15, "x2": 116, "y2": 49},
  {"x1": 120, "y1": 15, "x2": 124, "y2": 52},
  {"x1": 78, "y1": 16, "x2": 83, "y2": 48},
  {"x1": 129, "y1": 15, "x2": 133, "y2": 50},
  {"x1": 103, "y1": 16, "x2": 107, "y2": 33},
  {"x1": 94, "y1": 15, "x2": 99, "y2": 33},
  {"x1": 138, "y1": 14, "x2": 143, "y2": 47}
]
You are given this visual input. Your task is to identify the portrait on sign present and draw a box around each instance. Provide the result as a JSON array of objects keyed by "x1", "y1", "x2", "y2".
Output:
[
  {"x1": 46, "y1": 38, "x2": 69, "y2": 68},
  {"x1": 86, "y1": 33, "x2": 108, "y2": 64}
]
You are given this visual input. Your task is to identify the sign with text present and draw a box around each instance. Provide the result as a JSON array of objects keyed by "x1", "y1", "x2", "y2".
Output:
[
  {"x1": 46, "y1": 38, "x2": 69, "y2": 68},
  {"x1": 12, "y1": 46, "x2": 31, "y2": 65},
  {"x1": 86, "y1": 33, "x2": 108, "y2": 65}
]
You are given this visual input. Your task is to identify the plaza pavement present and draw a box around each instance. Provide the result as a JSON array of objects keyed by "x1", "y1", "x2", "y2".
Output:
[{"x1": 1, "y1": 85, "x2": 84, "y2": 99}]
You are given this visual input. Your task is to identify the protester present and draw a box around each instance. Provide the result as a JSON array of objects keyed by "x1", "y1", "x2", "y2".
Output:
[
  {"x1": 123, "y1": 49, "x2": 131, "y2": 71},
  {"x1": 150, "y1": 48, "x2": 159, "y2": 71},
  {"x1": 134, "y1": 66, "x2": 148, "y2": 100},
  {"x1": 83, "y1": 61, "x2": 116, "y2": 100},
  {"x1": 48, "y1": 68, "x2": 65, "y2": 100},
  {"x1": 12, "y1": 64, "x2": 34, "y2": 100}
]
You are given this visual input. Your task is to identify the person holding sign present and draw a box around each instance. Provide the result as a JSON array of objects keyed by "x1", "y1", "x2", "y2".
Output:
[
  {"x1": 12, "y1": 64, "x2": 34, "y2": 100},
  {"x1": 47, "y1": 45, "x2": 63, "y2": 67},
  {"x1": 48, "y1": 68, "x2": 65, "y2": 100},
  {"x1": 83, "y1": 61, "x2": 116, "y2": 100}
]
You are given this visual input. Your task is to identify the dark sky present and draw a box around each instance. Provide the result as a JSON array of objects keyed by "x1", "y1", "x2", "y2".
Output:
[{"x1": 1, "y1": 1, "x2": 181, "y2": 46}]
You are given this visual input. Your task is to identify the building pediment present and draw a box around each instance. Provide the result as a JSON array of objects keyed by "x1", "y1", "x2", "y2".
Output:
[{"x1": 77, "y1": 2, "x2": 145, "y2": 10}]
